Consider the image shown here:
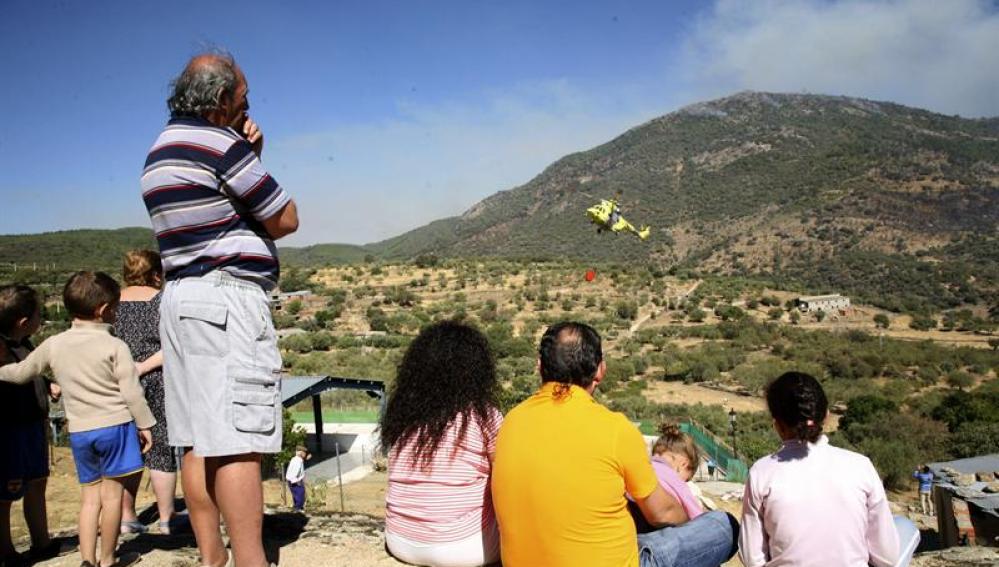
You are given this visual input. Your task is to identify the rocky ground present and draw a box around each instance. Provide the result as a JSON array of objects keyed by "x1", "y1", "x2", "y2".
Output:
[{"x1": 12, "y1": 450, "x2": 999, "y2": 566}]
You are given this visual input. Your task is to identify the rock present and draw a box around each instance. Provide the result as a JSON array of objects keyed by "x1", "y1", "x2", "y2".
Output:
[
  {"x1": 983, "y1": 482, "x2": 999, "y2": 494},
  {"x1": 911, "y1": 547, "x2": 999, "y2": 567},
  {"x1": 975, "y1": 471, "x2": 993, "y2": 482},
  {"x1": 954, "y1": 474, "x2": 977, "y2": 487}
]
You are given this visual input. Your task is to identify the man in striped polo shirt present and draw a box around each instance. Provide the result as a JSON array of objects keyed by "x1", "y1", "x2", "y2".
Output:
[{"x1": 141, "y1": 53, "x2": 298, "y2": 567}]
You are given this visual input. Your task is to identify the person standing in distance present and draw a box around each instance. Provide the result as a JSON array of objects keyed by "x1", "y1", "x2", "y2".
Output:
[{"x1": 141, "y1": 52, "x2": 299, "y2": 567}]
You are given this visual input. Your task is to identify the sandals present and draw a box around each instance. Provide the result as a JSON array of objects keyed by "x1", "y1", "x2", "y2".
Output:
[
  {"x1": 120, "y1": 520, "x2": 149, "y2": 535},
  {"x1": 158, "y1": 514, "x2": 190, "y2": 535}
]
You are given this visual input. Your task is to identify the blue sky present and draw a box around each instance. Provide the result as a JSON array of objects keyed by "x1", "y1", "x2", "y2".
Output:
[{"x1": 2, "y1": 0, "x2": 998, "y2": 245}]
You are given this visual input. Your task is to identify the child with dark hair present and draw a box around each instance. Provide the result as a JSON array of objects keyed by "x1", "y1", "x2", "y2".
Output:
[
  {"x1": 382, "y1": 320, "x2": 503, "y2": 567},
  {"x1": 0, "y1": 272, "x2": 154, "y2": 567},
  {"x1": 739, "y1": 372, "x2": 919, "y2": 567},
  {"x1": 0, "y1": 285, "x2": 60, "y2": 566}
]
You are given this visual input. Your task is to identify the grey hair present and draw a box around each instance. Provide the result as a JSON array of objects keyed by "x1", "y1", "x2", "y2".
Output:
[{"x1": 167, "y1": 52, "x2": 238, "y2": 117}]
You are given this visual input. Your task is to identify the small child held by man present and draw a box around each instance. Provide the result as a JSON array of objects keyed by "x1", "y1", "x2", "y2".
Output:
[{"x1": 0, "y1": 272, "x2": 155, "y2": 567}]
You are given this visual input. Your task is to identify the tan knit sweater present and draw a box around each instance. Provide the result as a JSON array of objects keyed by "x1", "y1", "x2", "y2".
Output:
[{"x1": 0, "y1": 321, "x2": 156, "y2": 433}]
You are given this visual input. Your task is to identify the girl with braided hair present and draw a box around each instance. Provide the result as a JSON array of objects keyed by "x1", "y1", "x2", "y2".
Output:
[
  {"x1": 629, "y1": 422, "x2": 713, "y2": 534},
  {"x1": 739, "y1": 372, "x2": 920, "y2": 567}
]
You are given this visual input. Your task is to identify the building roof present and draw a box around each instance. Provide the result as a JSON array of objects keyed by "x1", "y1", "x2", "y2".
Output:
[
  {"x1": 797, "y1": 294, "x2": 848, "y2": 302},
  {"x1": 281, "y1": 375, "x2": 386, "y2": 407},
  {"x1": 929, "y1": 454, "x2": 999, "y2": 518}
]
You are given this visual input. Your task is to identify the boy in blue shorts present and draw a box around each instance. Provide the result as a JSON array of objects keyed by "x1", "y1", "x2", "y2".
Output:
[
  {"x1": 0, "y1": 285, "x2": 61, "y2": 567},
  {"x1": 0, "y1": 273, "x2": 154, "y2": 567}
]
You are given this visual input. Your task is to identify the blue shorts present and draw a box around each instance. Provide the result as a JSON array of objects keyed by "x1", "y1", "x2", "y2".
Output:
[
  {"x1": 0, "y1": 421, "x2": 49, "y2": 501},
  {"x1": 69, "y1": 421, "x2": 144, "y2": 485}
]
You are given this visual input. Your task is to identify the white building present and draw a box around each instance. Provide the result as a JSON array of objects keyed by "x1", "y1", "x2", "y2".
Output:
[{"x1": 796, "y1": 294, "x2": 850, "y2": 313}]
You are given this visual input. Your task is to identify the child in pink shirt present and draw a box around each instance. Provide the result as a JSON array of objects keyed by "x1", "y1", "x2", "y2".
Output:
[
  {"x1": 630, "y1": 423, "x2": 704, "y2": 533},
  {"x1": 650, "y1": 423, "x2": 704, "y2": 520}
]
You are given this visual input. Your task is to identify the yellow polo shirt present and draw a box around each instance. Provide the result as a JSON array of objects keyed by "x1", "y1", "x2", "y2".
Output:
[{"x1": 492, "y1": 382, "x2": 658, "y2": 567}]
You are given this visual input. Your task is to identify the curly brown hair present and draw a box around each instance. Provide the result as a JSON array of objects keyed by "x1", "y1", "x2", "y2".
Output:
[{"x1": 379, "y1": 320, "x2": 499, "y2": 469}]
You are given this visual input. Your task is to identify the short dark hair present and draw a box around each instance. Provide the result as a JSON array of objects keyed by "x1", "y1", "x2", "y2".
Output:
[
  {"x1": 63, "y1": 272, "x2": 120, "y2": 320},
  {"x1": 765, "y1": 371, "x2": 829, "y2": 443},
  {"x1": 538, "y1": 321, "x2": 603, "y2": 389},
  {"x1": 0, "y1": 285, "x2": 40, "y2": 335}
]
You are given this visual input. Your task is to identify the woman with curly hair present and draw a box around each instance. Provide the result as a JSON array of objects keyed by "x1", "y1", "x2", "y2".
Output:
[{"x1": 382, "y1": 321, "x2": 502, "y2": 567}]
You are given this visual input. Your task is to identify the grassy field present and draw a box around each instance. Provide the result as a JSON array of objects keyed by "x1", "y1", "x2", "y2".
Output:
[{"x1": 290, "y1": 410, "x2": 380, "y2": 424}]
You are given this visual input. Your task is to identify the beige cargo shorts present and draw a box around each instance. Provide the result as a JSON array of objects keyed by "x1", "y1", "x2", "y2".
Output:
[{"x1": 160, "y1": 270, "x2": 283, "y2": 457}]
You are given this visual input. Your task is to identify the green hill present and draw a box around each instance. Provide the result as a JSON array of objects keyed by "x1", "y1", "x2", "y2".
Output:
[
  {"x1": 3, "y1": 92, "x2": 998, "y2": 314},
  {"x1": 0, "y1": 227, "x2": 366, "y2": 279},
  {"x1": 279, "y1": 243, "x2": 371, "y2": 266},
  {"x1": 0, "y1": 227, "x2": 157, "y2": 273},
  {"x1": 367, "y1": 91, "x2": 999, "y2": 313}
]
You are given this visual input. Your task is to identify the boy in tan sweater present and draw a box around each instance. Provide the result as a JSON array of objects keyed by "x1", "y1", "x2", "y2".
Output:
[{"x1": 0, "y1": 272, "x2": 154, "y2": 567}]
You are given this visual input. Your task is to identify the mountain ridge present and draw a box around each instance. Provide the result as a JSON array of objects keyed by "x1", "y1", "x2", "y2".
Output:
[{"x1": 2, "y1": 91, "x2": 997, "y2": 313}]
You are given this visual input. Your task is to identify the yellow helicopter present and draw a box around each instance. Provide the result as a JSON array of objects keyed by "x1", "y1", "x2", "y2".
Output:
[{"x1": 586, "y1": 198, "x2": 651, "y2": 241}]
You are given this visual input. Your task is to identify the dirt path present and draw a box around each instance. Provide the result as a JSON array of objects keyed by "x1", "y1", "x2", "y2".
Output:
[{"x1": 644, "y1": 381, "x2": 767, "y2": 413}]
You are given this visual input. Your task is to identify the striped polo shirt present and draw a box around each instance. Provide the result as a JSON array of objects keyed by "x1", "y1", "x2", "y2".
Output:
[
  {"x1": 385, "y1": 408, "x2": 503, "y2": 543},
  {"x1": 141, "y1": 116, "x2": 290, "y2": 290}
]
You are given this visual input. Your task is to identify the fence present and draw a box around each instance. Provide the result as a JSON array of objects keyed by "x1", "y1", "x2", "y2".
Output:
[{"x1": 680, "y1": 419, "x2": 748, "y2": 483}]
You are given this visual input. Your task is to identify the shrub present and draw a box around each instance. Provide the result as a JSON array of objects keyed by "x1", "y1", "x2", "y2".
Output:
[
  {"x1": 850, "y1": 414, "x2": 950, "y2": 490},
  {"x1": 839, "y1": 395, "x2": 898, "y2": 433},
  {"x1": 950, "y1": 421, "x2": 999, "y2": 459},
  {"x1": 946, "y1": 370, "x2": 974, "y2": 391},
  {"x1": 873, "y1": 314, "x2": 890, "y2": 329},
  {"x1": 263, "y1": 407, "x2": 307, "y2": 479},
  {"x1": 909, "y1": 316, "x2": 936, "y2": 331}
]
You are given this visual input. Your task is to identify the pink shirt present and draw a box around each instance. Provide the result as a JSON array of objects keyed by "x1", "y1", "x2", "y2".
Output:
[
  {"x1": 650, "y1": 456, "x2": 703, "y2": 520},
  {"x1": 739, "y1": 436, "x2": 899, "y2": 567},
  {"x1": 386, "y1": 408, "x2": 503, "y2": 543}
]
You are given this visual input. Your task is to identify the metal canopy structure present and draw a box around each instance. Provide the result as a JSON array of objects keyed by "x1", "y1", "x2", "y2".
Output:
[{"x1": 280, "y1": 375, "x2": 386, "y2": 452}]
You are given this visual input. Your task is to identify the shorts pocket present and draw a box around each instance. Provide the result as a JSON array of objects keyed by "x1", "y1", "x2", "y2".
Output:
[
  {"x1": 230, "y1": 367, "x2": 280, "y2": 434},
  {"x1": 178, "y1": 301, "x2": 228, "y2": 356}
]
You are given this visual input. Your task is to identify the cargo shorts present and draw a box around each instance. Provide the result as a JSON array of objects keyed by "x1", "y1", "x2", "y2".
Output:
[{"x1": 161, "y1": 270, "x2": 283, "y2": 457}]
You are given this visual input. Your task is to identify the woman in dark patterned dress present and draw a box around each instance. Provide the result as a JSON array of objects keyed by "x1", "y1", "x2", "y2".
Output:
[{"x1": 116, "y1": 250, "x2": 181, "y2": 534}]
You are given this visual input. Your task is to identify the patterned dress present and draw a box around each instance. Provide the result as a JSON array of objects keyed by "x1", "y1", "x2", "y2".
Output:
[{"x1": 115, "y1": 292, "x2": 175, "y2": 472}]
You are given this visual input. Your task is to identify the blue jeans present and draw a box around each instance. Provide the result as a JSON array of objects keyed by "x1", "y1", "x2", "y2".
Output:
[
  {"x1": 289, "y1": 482, "x2": 306, "y2": 510},
  {"x1": 638, "y1": 511, "x2": 738, "y2": 567}
]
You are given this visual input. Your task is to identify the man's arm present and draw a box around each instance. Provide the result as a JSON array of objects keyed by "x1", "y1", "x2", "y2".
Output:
[
  {"x1": 618, "y1": 419, "x2": 687, "y2": 527},
  {"x1": 634, "y1": 484, "x2": 688, "y2": 527},
  {"x1": 261, "y1": 200, "x2": 299, "y2": 240},
  {"x1": 219, "y1": 125, "x2": 297, "y2": 239}
]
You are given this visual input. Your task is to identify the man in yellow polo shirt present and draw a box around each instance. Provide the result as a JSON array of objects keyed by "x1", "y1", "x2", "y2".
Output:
[{"x1": 492, "y1": 322, "x2": 738, "y2": 567}]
